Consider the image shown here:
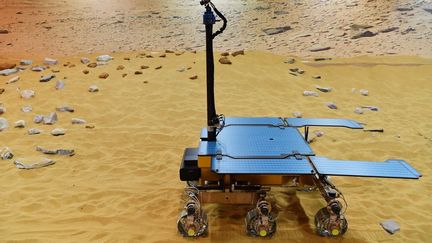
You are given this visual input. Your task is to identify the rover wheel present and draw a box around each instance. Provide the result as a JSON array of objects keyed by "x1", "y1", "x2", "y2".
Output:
[{"x1": 314, "y1": 207, "x2": 348, "y2": 237}]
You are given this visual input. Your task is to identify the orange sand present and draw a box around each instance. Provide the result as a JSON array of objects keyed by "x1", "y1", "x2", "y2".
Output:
[{"x1": 0, "y1": 51, "x2": 431, "y2": 242}]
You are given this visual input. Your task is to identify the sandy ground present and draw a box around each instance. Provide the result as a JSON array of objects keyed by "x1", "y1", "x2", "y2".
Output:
[
  {"x1": 0, "y1": 0, "x2": 432, "y2": 58},
  {"x1": 0, "y1": 51, "x2": 431, "y2": 242}
]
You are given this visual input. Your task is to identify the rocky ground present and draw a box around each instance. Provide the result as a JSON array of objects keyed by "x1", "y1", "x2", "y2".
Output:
[{"x1": 0, "y1": 0, "x2": 431, "y2": 59}]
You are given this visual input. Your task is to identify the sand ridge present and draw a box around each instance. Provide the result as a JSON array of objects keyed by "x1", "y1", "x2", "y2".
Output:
[{"x1": 0, "y1": 51, "x2": 431, "y2": 242}]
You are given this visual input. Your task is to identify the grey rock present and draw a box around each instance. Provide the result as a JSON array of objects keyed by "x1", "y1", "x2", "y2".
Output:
[
  {"x1": 262, "y1": 26, "x2": 291, "y2": 35},
  {"x1": 303, "y1": 91, "x2": 319, "y2": 97},
  {"x1": 21, "y1": 105, "x2": 32, "y2": 113},
  {"x1": 359, "y1": 89, "x2": 369, "y2": 96},
  {"x1": 14, "y1": 120, "x2": 26, "y2": 128},
  {"x1": 424, "y1": 8, "x2": 432, "y2": 14},
  {"x1": 380, "y1": 27, "x2": 399, "y2": 33},
  {"x1": 40, "y1": 74, "x2": 55, "y2": 82},
  {"x1": 362, "y1": 106, "x2": 379, "y2": 111},
  {"x1": 316, "y1": 85, "x2": 332, "y2": 93},
  {"x1": 396, "y1": 7, "x2": 413, "y2": 11},
  {"x1": 351, "y1": 30, "x2": 377, "y2": 39},
  {"x1": 380, "y1": 220, "x2": 400, "y2": 234},
  {"x1": 36, "y1": 146, "x2": 75, "y2": 156},
  {"x1": 6, "y1": 76, "x2": 20, "y2": 84},
  {"x1": 28, "y1": 128, "x2": 41, "y2": 135},
  {"x1": 0, "y1": 147, "x2": 13, "y2": 160},
  {"x1": 0, "y1": 68, "x2": 19, "y2": 76},
  {"x1": 31, "y1": 66, "x2": 45, "y2": 72},
  {"x1": 43, "y1": 112, "x2": 57, "y2": 125},
  {"x1": 309, "y1": 46, "x2": 331, "y2": 52},
  {"x1": 71, "y1": 118, "x2": 86, "y2": 124},
  {"x1": 20, "y1": 60, "x2": 32, "y2": 65},
  {"x1": 20, "y1": 89, "x2": 35, "y2": 99},
  {"x1": 80, "y1": 57, "x2": 90, "y2": 64},
  {"x1": 56, "y1": 106, "x2": 74, "y2": 112},
  {"x1": 88, "y1": 85, "x2": 99, "y2": 92},
  {"x1": 34, "y1": 115, "x2": 44, "y2": 123},
  {"x1": 96, "y1": 55, "x2": 113, "y2": 62},
  {"x1": 14, "y1": 158, "x2": 55, "y2": 169},
  {"x1": 0, "y1": 118, "x2": 8, "y2": 131},
  {"x1": 326, "y1": 102, "x2": 338, "y2": 109},
  {"x1": 55, "y1": 80, "x2": 65, "y2": 90},
  {"x1": 44, "y1": 58, "x2": 58, "y2": 65},
  {"x1": 51, "y1": 128, "x2": 66, "y2": 136}
]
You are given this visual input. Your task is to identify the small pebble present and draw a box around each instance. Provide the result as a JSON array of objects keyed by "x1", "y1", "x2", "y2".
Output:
[
  {"x1": 135, "y1": 71, "x2": 143, "y2": 75},
  {"x1": 189, "y1": 75, "x2": 198, "y2": 80},
  {"x1": 231, "y1": 50, "x2": 244, "y2": 57},
  {"x1": 316, "y1": 85, "x2": 332, "y2": 93},
  {"x1": 221, "y1": 52, "x2": 229, "y2": 56},
  {"x1": 359, "y1": 89, "x2": 369, "y2": 96},
  {"x1": 122, "y1": 73, "x2": 127, "y2": 78},
  {"x1": 87, "y1": 63, "x2": 97, "y2": 68},
  {"x1": 117, "y1": 65, "x2": 125, "y2": 70},
  {"x1": 0, "y1": 105, "x2": 5, "y2": 115},
  {"x1": 28, "y1": 128, "x2": 41, "y2": 135},
  {"x1": 177, "y1": 66, "x2": 186, "y2": 72},
  {"x1": 141, "y1": 65, "x2": 149, "y2": 69},
  {"x1": 99, "y1": 72, "x2": 109, "y2": 79},
  {"x1": 51, "y1": 128, "x2": 66, "y2": 136},
  {"x1": 85, "y1": 124, "x2": 95, "y2": 129},
  {"x1": 354, "y1": 107, "x2": 364, "y2": 114},
  {"x1": 83, "y1": 70, "x2": 89, "y2": 74},
  {"x1": 0, "y1": 147, "x2": 13, "y2": 159},
  {"x1": 71, "y1": 118, "x2": 86, "y2": 124},
  {"x1": 44, "y1": 58, "x2": 58, "y2": 65},
  {"x1": 40, "y1": 74, "x2": 55, "y2": 82},
  {"x1": 20, "y1": 89, "x2": 35, "y2": 99},
  {"x1": 21, "y1": 105, "x2": 32, "y2": 113},
  {"x1": 0, "y1": 117, "x2": 8, "y2": 131},
  {"x1": 88, "y1": 85, "x2": 99, "y2": 92},
  {"x1": 303, "y1": 91, "x2": 319, "y2": 97},
  {"x1": 14, "y1": 120, "x2": 26, "y2": 128},
  {"x1": 96, "y1": 55, "x2": 113, "y2": 62},
  {"x1": 20, "y1": 60, "x2": 32, "y2": 65},
  {"x1": 31, "y1": 66, "x2": 45, "y2": 72},
  {"x1": 34, "y1": 115, "x2": 44, "y2": 123},
  {"x1": 80, "y1": 57, "x2": 90, "y2": 64},
  {"x1": 55, "y1": 80, "x2": 65, "y2": 90},
  {"x1": 312, "y1": 75, "x2": 321, "y2": 79},
  {"x1": 362, "y1": 106, "x2": 379, "y2": 111},
  {"x1": 7, "y1": 76, "x2": 20, "y2": 84},
  {"x1": 155, "y1": 66, "x2": 162, "y2": 70},
  {"x1": 284, "y1": 58, "x2": 295, "y2": 64},
  {"x1": 43, "y1": 112, "x2": 57, "y2": 125},
  {"x1": 56, "y1": 106, "x2": 74, "y2": 112},
  {"x1": 292, "y1": 111, "x2": 302, "y2": 118},
  {"x1": 219, "y1": 57, "x2": 232, "y2": 65},
  {"x1": 326, "y1": 102, "x2": 338, "y2": 109}
]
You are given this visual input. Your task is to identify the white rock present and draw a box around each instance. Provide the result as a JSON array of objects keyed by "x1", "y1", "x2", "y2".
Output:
[
  {"x1": 55, "y1": 80, "x2": 65, "y2": 90},
  {"x1": 31, "y1": 66, "x2": 45, "y2": 72},
  {"x1": 20, "y1": 60, "x2": 33, "y2": 65},
  {"x1": 303, "y1": 91, "x2": 319, "y2": 97},
  {"x1": 51, "y1": 128, "x2": 66, "y2": 136},
  {"x1": 0, "y1": 146, "x2": 13, "y2": 159},
  {"x1": 354, "y1": 107, "x2": 364, "y2": 114},
  {"x1": 20, "y1": 89, "x2": 35, "y2": 99},
  {"x1": 88, "y1": 85, "x2": 99, "y2": 92},
  {"x1": 71, "y1": 118, "x2": 86, "y2": 124},
  {"x1": 80, "y1": 57, "x2": 90, "y2": 64},
  {"x1": 0, "y1": 117, "x2": 8, "y2": 131},
  {"x1": 176, "y1": 66, "x2": 186, "y2": 72},
  {"x1": 0, "y1": 68, "x2": 19, "y2": 76},
  {"x1": 14, "y1": 158, "x2": 55, "y2": 169},
  {"x1": 359, "y1": 89, "x2": 369, "y2": 96},
  {"x1": 96, "y1": 55, "x2": 113, "y2": 62},
  {"x1": 292, "y1": 111, "x2": 302, "y2": 118},
  {"x1": 14, "y1": 120, "x2": 26, "y2": 128},
  {"x1": 44, "y1": 58, "x2": 58, "y2": 65},
  {"x1": 21, "y1": 105, "x2": 32, "y2": 113},
  {"x1": 6, "y1": 76, "x2": 20, "y2": 84},
  {"x1": 28, "y1": 128, "x2": 42, "y2": 135},
  {"x1": 43, "y1": 112, "x2": 58, "y2": 125}
]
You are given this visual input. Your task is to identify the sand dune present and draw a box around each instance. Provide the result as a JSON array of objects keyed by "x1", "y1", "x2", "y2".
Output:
[{"x1": 0, "y1": 51, "x2": 431, "y2": 242}]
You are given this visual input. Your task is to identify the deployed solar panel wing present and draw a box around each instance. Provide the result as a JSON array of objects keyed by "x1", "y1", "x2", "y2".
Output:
[
  {"x1": 286, "y1": 118, "x2": 363, "y2": 129},
  {"x1": 310, "y1": 156, "x2": 421, "y2": 179}
]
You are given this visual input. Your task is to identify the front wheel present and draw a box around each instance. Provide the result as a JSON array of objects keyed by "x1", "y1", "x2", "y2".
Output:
[{"x1": 314, "y1": 207, "x2": 348, "y2": 237}]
